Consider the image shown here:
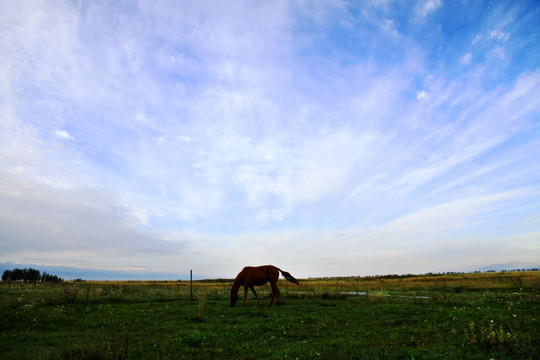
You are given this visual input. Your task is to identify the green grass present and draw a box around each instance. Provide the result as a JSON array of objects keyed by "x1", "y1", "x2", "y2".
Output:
[{"x1": 1, "y1": 274, "x2": 538, "y2": 359}]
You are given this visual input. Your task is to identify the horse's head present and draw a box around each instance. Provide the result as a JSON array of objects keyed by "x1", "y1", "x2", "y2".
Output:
[{"x1": 230, "y1": 291, "x2": 239, "y2": 307}]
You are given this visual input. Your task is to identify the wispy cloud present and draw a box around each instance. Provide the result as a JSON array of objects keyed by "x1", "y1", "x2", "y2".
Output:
[
  {"x1": 414, "y1": 0, "x2": 442, "y2": 20},
  {"x1": 1, "y1": 0, "x2": 539, "y2": 277}
]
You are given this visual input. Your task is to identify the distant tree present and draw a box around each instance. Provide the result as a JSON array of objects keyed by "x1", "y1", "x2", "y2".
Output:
[
  {"x1": 2, "y1": 269, "x2": 12, "y2": 281},
  {"x1": 2, "y1": 267, "x2": 63, "y2": 282},
  {"x1": 12, "y1": 268, "x2": 23, "y2": 280},
  {"x1": 41, "y1": 271, "x2": 64, "y2": 283},
  {"x1": 27, "y1": 268, "x2": 41, "y2": 282}
]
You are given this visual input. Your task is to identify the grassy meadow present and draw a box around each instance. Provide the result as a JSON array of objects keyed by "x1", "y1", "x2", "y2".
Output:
[{"x1": 1, "y1": 271, "x2": 538, "y2": 359}]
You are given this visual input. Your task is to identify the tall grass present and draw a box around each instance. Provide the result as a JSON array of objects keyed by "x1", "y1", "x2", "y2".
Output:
[
  {"x1": 297, "y1": 271, "x2": 539, "y2": 293},
  {"x1": 2, "y1": 271, "x2": 536, "y2": 305}
]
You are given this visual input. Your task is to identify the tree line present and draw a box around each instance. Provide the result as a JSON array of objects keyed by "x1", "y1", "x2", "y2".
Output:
[{"x1": 2, "y1": 268, "x2": 63, "y2": 282}]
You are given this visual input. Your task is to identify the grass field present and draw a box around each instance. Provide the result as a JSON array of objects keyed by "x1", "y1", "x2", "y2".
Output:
[{"x1": 1, "y1": 272, "x2": 538, "y2": 359}]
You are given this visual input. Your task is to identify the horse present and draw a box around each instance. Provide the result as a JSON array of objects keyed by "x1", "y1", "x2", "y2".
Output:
[{"x1": 230, "y1": 265, "x2": 300, "y2": 307}]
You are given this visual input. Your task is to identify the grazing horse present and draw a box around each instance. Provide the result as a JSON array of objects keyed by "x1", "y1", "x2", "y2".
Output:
[{"x1": 230, "y1": 265, "x2": 300, "y2": 307}]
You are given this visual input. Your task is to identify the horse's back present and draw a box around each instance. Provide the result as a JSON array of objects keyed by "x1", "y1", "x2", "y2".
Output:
[{"x1": 241, "y1": 265, "x2": 279, "y2": 285}]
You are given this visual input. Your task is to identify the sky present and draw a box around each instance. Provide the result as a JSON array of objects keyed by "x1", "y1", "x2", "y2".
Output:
[{"x1": 1, "y1": 0, "x2": 540, "y2": 279}]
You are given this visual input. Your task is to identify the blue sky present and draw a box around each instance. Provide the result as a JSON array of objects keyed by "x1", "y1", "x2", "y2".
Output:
[{"x1": 1, "y1": 0, "x2": 539, "y2": 278}]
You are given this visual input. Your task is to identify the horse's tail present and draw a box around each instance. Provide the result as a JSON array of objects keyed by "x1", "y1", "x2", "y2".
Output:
[{"x1": 279, "y1": 269, "x2": 300, "y2": 285}]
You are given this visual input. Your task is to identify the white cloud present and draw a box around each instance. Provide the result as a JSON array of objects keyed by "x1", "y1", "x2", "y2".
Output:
[
  {"x1": 382, "y1": 19, "x2": 399, "y2": 37},
  {"x1": 472, "y1": 29, "x2": 510, "y2": 45},
  {"x1": 55, "y1": 129, "x2": 74, "y2": 141},
  {"x1": 177, "y1": 135, "x2": 194, "y2": 143},
  {"x1": 460, "y1": 53, "x2": 472, "y2": 66},
  {"x1": 234, "y1": 129, "x2": 373, "y2": 210},
  {"x1": 415, "y1": 0, "x2": 442, "y2": 20},
  {"x1": 489, "y1": 29, "x2": 510, "y2": 42}
]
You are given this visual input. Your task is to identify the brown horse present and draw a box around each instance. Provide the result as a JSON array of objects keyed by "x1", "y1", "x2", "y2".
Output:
[{"x1": 230, "y1": 265, "x2": 300, "y2": 307}]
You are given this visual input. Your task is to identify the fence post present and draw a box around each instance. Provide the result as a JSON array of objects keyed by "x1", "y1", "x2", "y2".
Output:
[
  {"x1": 510, "y1": 278, "x2": 520, "y2": 290},
  {"x1": 190, "y1": 270, "x2": 193, "y2": 301}
]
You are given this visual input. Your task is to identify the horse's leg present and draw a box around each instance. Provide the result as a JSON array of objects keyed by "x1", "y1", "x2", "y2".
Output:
[
  {"x1": 269, "y1": 287, "x2": 275, "y2": 306},
  {"x1": 249, "y1": 286, "x2": 261, "y2": 305},
  {"x1": 269, "y1": 282, "x2": 280, "y2": 306},
  {"x1": 242, "y1": 286, "x2": 248, "y2": 306}
]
